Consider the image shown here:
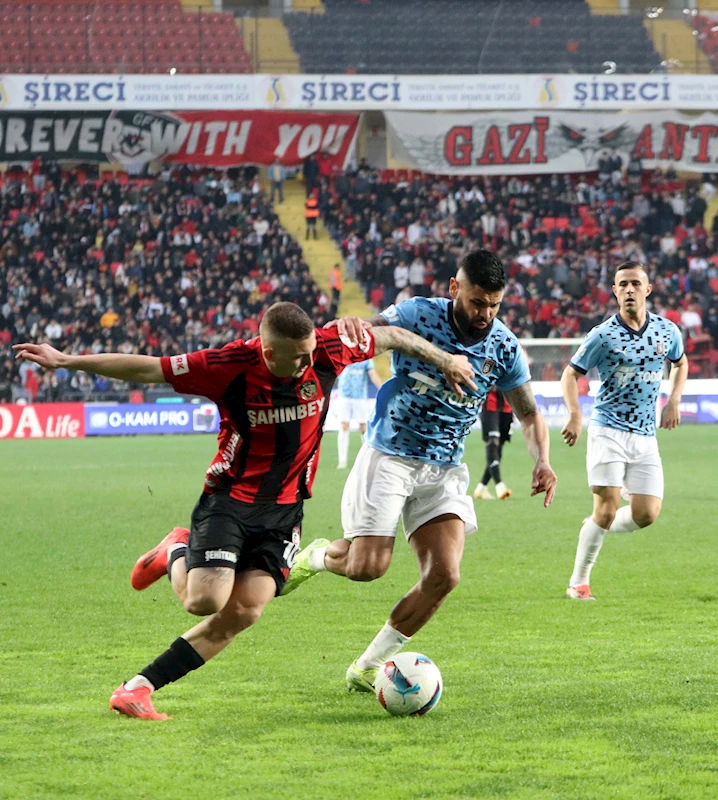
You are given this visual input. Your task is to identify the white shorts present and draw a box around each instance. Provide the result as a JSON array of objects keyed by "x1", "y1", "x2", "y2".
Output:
[
  {"x1": 336, "y1": 396, "x2": 370, "y2": 425},
  {"x1": 586, "y1": 426, "x2": 664, "y2": 499},
  {"x1": 341, "y1": 443, "x2": 478, "y2": 540}
]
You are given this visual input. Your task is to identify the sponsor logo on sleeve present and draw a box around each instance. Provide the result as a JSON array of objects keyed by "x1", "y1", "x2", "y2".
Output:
[{"x1": 171, "y1": 354, "x2": 189, "y2": 376}]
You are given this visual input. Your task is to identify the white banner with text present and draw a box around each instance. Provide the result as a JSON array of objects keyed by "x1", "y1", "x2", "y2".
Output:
[
  {"x1": 4, "y1": 73, "x2": 718, "y2": 112},
  {"x1": 386, "y1": 109, "x2": 718, "y2": 175}
]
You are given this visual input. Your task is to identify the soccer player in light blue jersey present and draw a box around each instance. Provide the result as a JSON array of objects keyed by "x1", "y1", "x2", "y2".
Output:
[
  {"x1": 561, "y1": 261, "x2": 688, "y2": 600},
  {"x1": 336, "y1": 359, "x2": 382, "y2": 469},
  {"x1": 283, "y1": 250, "x2": 558, "y2": 692}
]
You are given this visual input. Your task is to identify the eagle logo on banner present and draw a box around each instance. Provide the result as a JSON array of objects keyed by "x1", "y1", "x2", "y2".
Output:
[{"x1": 556, "y1": 122, "x2": 633, "y2": 167}]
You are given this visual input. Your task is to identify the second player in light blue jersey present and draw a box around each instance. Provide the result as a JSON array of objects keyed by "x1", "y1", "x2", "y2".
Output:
[
  {"x1": 561, "y1": 261, "x2": 688, "y2": 600},
  {"x1": 283, "y1": 250, "x2": 558, "y2": 693},
  {"x1": 336, "y1": 359, "x2": 382, "y2": 469}
]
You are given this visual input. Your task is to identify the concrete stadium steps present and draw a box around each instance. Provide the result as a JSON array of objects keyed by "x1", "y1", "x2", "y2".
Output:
[
  {"x1": 272, "y1": 175, "x2": 391, "y2": 377},
  {"x1": 181, "y1": 0, "x2": 213, "y2": 10},
  {"x1": 291, "y1": 0, "x2": 325, "y2": 12},
  {"x1": 584, "y1": 0, "x2": 620, "y2": 15},
  {"x1": 243, "y1": 16, "x2": 300, "y2": 74},
  {"x1": 645, "y1": 18, "x2": 711, "y2": 73},
  {"x1": 273, "y1": 176, "x2": 345, "y2": 305},
  {"x1": 704, "y1": 189, "x2": 718, "y2": 234}
]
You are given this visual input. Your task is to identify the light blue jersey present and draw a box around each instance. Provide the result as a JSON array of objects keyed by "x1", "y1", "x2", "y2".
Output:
[
  {"x1": 337, "y1": 359, "x2": 376, "y2": 400},
  {"x1": 570, "y1": 313, "x2": 684, "y2": 436},
  {"x1": 366, "y1": 297, "x2": 531, "y2": 465}
]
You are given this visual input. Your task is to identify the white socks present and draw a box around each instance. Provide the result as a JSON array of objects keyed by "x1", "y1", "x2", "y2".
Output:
[
  {"x1": 307, "y1": 545, "x2": 328, "y2": 572},
  {"x1": 569, "y1": 517, "x2": 608, "y2": 587},
  {"x1": 356, "y1": 623, "x2": 411, "y2": 670},
  {"x1": 337, "y1": 428, "x2": 350, "y2": 468},
  {"x1": 124, "y1": 675, "x2": 155, "y2": 692},
  {"x1": 609, "y1": 506, "x2": 640, "y2": 533}
]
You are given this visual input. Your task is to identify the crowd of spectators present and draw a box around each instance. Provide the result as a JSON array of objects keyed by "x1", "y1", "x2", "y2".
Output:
[
  {"x1": 4, "y1": 154, "x2": 718, "y2": 406},
  {"x1": 320, "y1": 157, "x2": 718, "y2": 376},
  {"x1": 0, "y1": 164, "x2": 334, "y2": 403}
]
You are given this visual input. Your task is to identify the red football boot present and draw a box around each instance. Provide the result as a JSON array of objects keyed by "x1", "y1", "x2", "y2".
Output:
[
  {"x1": 130, "y1": 527, "x2": 190, "y2": 590},
  {"x1": 110, "y1": 684, "x2": 170, "y2": 721},
  {"x1": 565, "y1": 584, "x2": 596, "y2": 600}
]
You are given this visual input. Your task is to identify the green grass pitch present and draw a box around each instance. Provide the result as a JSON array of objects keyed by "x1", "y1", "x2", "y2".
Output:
[{"x1": 0, "y1": 427, "x2": 716, "y2": 799}]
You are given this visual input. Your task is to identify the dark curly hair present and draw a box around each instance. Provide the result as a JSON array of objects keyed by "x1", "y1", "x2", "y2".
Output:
[{"x1": 458, "y1": 249, "x2": 507, "y2": 292}]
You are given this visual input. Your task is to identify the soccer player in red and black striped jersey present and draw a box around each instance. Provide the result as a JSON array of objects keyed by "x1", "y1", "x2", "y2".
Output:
[
  {"x1": 15, "y1": 301, "x2": 476, "y2": 721},
  {"x1": 472, "y1": 386, "x2": 514, "y2": 501}
]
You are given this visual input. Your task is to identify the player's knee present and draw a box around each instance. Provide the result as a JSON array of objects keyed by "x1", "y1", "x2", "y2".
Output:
[
  {"x1": 223, "y1": 603, "x2": 265, "y2": 632},
  {"x1": 487, "y1": 436, "x2": 501, "y2": 448},
  {"x1": 345, "y1": 556, "x2": 390, "y2": 582},
  {"x1": 184, "y1": 595, "x2": 223, "y2": 617},
  {"x1": 345, "y1": 564, "x2": 384, "y2": 582},
  {"x1": 633, "y1": 508, "x2": 660, "y2": 528},
  {"x1": 421, "y1": 567, "x2": 460, "y2": 598},
  {"x1": 593, "y1": 510, "x2": 616, "y2": 530}
]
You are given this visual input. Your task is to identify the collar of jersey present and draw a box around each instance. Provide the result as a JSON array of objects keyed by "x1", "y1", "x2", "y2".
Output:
[
  {"x1": 448, "y1": 301, "x2": 495, "y2": 345},
  {"x1": 615, "y1": 312, "x2": 650, "y2": 338}
]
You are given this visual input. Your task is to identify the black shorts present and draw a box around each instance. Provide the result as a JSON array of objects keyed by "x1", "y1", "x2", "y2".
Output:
[
  {"x1": 481, "y1": 409, "x2": 513, "y2": 443},
  {"x1": 186, "y1": 492, "x2": 303, "y2": 596}
]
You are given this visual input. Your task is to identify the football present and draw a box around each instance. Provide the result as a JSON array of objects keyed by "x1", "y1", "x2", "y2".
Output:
[{"x1": 375, "y1": 652, "x2": 443, "y2": 717}]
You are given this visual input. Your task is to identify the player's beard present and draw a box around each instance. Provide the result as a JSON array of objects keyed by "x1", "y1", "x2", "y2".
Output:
[{"x1": 452, "y1": 299, "x2": 493, "y2": 344}]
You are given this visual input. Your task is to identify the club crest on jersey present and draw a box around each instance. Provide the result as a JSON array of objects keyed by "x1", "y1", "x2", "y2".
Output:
[
  {"x1": 656, "y1": 341, "x2": 665, "y2": 355},
  {"x1": 299, "y1": 380, "x2": 318, "y2": 399},
  {"x1": 481, "y1": 359, "x2": 496, "y2": 376}
]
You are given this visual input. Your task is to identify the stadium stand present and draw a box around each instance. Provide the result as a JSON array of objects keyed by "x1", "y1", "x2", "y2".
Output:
[
  {"x1": 0, "y1": 166, "x2": 334, "y2": 403},
  {"x1": 319, "y1": 163, "x2": 718, "y2": 379},
  {"x1": 284, "y1": 0, "x2": 661, "y2": 75},
  {"x1": 691, "y1": 12, "x2": 718, "y2": 73},
  {"x1": 0, "y1": 1, "x2": 251, "y2": 74}
]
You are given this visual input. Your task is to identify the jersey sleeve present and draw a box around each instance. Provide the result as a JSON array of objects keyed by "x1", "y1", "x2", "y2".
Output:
[
  {"x1": 364, "y1": 358, "x2": 376, "y2": 372},
  {"x1": 315, "y1": 327, "x2": 377, "y2": 376},
  {"x1": 160, "y1": 342, "x2": 250, "y2": 402},
  {"x1": 569, "y1": 326, "x2": 603, "y2": 375},
  {"x1": 496, "y1": 344, "x2": 532, "y2": 391},
  {"x1": 380, "y1": 298, "x2": 422, "y2": 329},
  {"x1": 667, "y1": 322, "x2": 685, "y2": 362}
]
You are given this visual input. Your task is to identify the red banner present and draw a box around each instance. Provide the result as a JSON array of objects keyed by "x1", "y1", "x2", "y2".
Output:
[
  {"x1": 0, "y1": 403, "x2": 85, "y2": 439},
  {"x1": 0, "y1": 110, "x2": 360, "y2": 168},
  {"x1": 159, "y1": 110, "x2": 359, "y2": 168}
]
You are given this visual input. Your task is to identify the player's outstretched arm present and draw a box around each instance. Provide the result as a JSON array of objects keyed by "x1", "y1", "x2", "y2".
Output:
[
  {"x1": 560, "y1": 365, "x2": 583, "y2": 446},
  {"x1": 660, "y1": 354, "x2": 688, "y2": 430},
  {"x1": 371, "y1": 326, "x2": 478, "y2": 398},
  {"x1": 505, "y1": 381, "x2": 557, "y2": 507},
  {"x1": 13, "y1": 343, "x2": 165, "y2": 384}
]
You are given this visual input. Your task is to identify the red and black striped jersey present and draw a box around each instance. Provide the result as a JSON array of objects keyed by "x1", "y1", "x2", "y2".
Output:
[
  {"x1": 484, "y1": 386, "x2": 512, "y2": 414},
  {"x1": 160, "y1": 327, "x2": 375, "y2": 504}
]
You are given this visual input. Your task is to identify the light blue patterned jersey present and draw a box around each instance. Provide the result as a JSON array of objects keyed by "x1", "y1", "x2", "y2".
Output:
[
  {"x1": 570, "y1": 313, "x2": 684, "y2": 436},
  {"x1": 366, "y1": 297, "x2": 531, "y2": 464},
  {"x1": 337, "y1": 359, "x2": 376, "y2": 400}
]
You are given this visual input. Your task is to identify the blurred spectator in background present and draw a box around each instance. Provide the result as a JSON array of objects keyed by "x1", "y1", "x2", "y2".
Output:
[{"x1": 268, "y1": 159, "x2": 286, "y2": 205}]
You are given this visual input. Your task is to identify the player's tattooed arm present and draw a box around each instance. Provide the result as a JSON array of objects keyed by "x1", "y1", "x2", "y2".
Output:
[
  {"x1": 372, "y1": 326, "x2": 478, "y2": 398},
  {"x1": 505, "y1": 381, "x2": 557, "y2": 507},
  {"x1": 505, "y1": 381, "x2": 539, "y2": 420}
]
